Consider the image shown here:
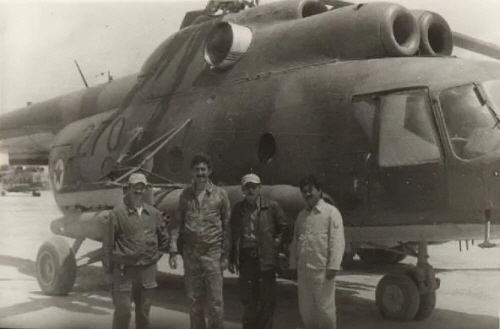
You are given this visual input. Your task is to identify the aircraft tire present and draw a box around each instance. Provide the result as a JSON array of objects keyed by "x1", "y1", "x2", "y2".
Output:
[
  {"x1": 376, "y1": 272, "x2": 420, "y2": 321},
  {"x1": 357, "y1": 248, "x2": 406, "y2": 265},
  {"x1": 36, "y1": 236, "x2": 76, "y2": 296},
  {"x1": 414, "y1": 291, "x2": 436, "y2": 321},
  {"x1": 0, "y1": 190, "x2": 5, "y2": 196},
  {"x1": 32, "y1": 190, "x2": 41, "y2": 197}
]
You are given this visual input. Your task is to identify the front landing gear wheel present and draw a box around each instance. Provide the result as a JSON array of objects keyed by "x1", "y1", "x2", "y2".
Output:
[
  {"x1": 36, "y1": 236, "x2": 76, "y2": 296},
  {"x1": 414, "y1": 291, "x2": 436, "y2": 320},
  {"x1": 376, "y1": 272, "x2": 420, "y2": 321}
]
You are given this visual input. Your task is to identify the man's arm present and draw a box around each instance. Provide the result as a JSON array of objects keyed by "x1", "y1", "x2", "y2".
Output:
[
  {"x1": 272, "y1": 201, "x2": 288, "y2": 248},
  {"x1": 155, "y1": 209, "x2": 170, "y2": 253},
  {"x1": 228, "y1": 203, "x2": 240, "y2": 274},
  {"x1": 326, "y1": 206, "x2": 345, "y2": 275},
  {"x1": 100, "y1": 210, "x2": 116, "y2": 274},
  {"x1": 168, "y1": 192, "x2": 186, "y2": 254},
  {"x1": 288, "y1": 216, "x2": 300, "y2": 270},
  {"x1": 220, "y1": 188, "x2": 232, "y2": 266}
]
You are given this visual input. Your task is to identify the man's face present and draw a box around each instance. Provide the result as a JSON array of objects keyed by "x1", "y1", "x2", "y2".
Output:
[
  {"x1": 192, "y1": 162, "x2": 211, "y2": 186},
  {"x1": 129, "y1": 183, "x2": 146, "y2": 203},
  {"x1": 300, "y1": 184, "x2": 321, "y2": 209},
  {"x1": 242, "y1": 182, "x2": 261, "y2": 204}
]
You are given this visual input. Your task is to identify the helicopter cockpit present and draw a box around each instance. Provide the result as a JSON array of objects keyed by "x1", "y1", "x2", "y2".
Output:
[{"x1": 440, "y1": 81, "x2": 500, "y2": 160}]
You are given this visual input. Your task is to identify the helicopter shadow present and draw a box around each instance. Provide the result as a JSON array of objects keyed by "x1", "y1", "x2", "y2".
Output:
[{"x1": 0, "y1": 254, "x2": 498, "y2": 329}]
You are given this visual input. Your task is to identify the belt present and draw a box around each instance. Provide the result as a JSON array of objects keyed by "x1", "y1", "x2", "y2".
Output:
[{"x1": 241, "y1": 248, "x2": 259, "y2": 258}]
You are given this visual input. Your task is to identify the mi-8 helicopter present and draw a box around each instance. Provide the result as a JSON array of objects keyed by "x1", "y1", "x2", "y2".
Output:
[{"x1": 1, "y1": 0, "x2": 500, "y2": 322}]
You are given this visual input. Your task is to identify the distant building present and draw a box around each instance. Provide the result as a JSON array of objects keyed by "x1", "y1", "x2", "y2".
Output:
[{"x1": 0, "y1": 152, "x2": 8, "y2": 166}]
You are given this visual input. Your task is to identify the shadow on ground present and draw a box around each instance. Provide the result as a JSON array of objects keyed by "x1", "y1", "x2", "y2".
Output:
[{"x1": 0, "y1": 254, "x2": 498, "y2": 329}]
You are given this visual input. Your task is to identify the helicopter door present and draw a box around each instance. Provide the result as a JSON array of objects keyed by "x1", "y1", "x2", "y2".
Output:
[{"x1": 369, "y1": 89, "x2": 446, "y2": 221}]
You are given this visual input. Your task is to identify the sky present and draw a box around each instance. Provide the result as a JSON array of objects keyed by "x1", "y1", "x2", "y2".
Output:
[{"x1": 0, "y1": 0, "x2": 499, "y2": 114}]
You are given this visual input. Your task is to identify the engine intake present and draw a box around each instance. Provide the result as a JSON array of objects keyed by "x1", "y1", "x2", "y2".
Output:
[
  {"x1": 204, "y1": 22, "x2": 253, "y2": 70},
  {"x1": 412, "y1": 10, "x2": 453, "y2": 56}
]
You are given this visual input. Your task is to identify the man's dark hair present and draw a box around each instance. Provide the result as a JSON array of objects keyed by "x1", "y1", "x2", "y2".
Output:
[
  {"x1": 299, "y1": 175, "x2": 322, "y2": 191},
  {"x1": 191, "y1": 153, "x2": 212, "y2": 169}
]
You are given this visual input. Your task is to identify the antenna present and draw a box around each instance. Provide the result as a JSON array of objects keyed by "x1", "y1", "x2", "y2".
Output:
[{"x1": 74, "y1": 60, "x2": 89, "y2": 88}]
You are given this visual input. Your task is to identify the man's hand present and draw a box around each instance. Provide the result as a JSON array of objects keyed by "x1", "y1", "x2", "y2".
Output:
[
  {"x1": 220, "y1": 257, "x2": 228, "y2": 271},
  {"x1": 326, "y1": 269, "x2": 338, "y2": 281},
  {"x1": 228, "y1": 262, "x2": 238, "y2": 275},
  {"x1": 169, "y1": 253, "x2": 178, "y2": 269}
]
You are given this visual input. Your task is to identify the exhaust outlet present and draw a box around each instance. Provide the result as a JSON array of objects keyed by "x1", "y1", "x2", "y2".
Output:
[{"x1": 412, "y1": 10, "x2": 453, "y2": 56}]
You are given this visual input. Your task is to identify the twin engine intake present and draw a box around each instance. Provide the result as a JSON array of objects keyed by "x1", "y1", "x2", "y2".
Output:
[{"x1": 202, "y1": 0, "x2": 453, "y2": 70}]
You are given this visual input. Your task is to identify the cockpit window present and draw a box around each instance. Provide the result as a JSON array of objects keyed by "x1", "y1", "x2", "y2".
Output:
[
  {"x1": 439, "y1": 84, "x2": 500, "y2": 159},
  {"x1": 378, "y1": 90, "x2": 441, "y2": 167},
  {"x1": 353, "y1": 90, "x2": 441, "y2": 167},
  {"x1": 483, "y1": 80, "x2": 500, "y2": 115}
]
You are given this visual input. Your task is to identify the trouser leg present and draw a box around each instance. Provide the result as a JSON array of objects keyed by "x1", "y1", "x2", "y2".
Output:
[
  {"x1": 205, "y1": 271, "x2": 224, "y2": 329},
  {"x1": 256, "y1": 269, "x2": 276, "y2": 329},
  {"x1": 185, "y1": 274, "x2": 207, "y2": 329},
  {"x1": 297, "y1": 269, "x2": 318, "y2": 329},
  {"x1": 112, "y1": 290, "x2": 132, "y2": 329},
  {"x1": 133, "y1": 285, "x2": 153, "y2": 329},
  {"x1": 238, "y1": 255, "x2": 259, "y2": 329},
  {"x1": 314, "y1": 273, "x2": 336, "y2": 329}
]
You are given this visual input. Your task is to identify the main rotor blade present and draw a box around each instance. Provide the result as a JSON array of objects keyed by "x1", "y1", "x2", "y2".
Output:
[{"x1": 453, "y1": 32, "x2": 500, "y2": 61}]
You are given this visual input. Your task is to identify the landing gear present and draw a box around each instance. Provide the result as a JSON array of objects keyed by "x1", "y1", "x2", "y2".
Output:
[
  {"x1": 375, "y1": 241, "x2": 439, "y2": 321},
  {"x1": 376, "y1": 272, "x2": 420, "y2": 321},
  {"x1": 36, "y1": 237, "x2": 76, "y2": 296},
  {"x1": 36, "y1": 235, "x2": 103, "y2": 296},
  {"x1": 32, "y1": 190, "x2": 41, "y2": 197}
]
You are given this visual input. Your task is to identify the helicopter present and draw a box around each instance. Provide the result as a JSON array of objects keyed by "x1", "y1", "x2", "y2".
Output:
[{"x1": 1, "y1": 0, "x2": 500, "y2": 322}]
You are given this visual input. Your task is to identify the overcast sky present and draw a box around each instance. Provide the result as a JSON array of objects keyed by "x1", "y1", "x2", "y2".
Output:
[{"x1": 0, "y1": 0, "x2": 499, "y2": 114}]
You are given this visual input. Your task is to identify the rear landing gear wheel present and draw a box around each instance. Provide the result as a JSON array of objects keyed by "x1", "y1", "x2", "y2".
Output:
[
  {"x1": 32, "y1": 190, "x2": 41, "y2": 197},
  {"x1": 376, "y1": 272, "x2": 420, "y2": 321},
  {"x1": 36, "y1": 236, "x2": 76, "y2": 296}
]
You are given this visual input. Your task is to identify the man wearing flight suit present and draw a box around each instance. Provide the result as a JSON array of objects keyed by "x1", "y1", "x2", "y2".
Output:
[
  {"x1": 101, "y1": 173, "x2": 169, "y2": 329},
  {"x1": 289, "y1": 175, "x2": 345, "y2": 329},
  {"x1": 169, "y1": 154, "x2": 231, "y2": 329},
  {"x1": 228, "y1": 173, "x2": 288, "y2": 329}
]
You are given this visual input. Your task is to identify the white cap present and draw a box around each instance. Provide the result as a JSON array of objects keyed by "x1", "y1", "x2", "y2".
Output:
[
  {"x1": 128, "y1": 173, "x2": 148, "y2": 185},
  {"x1": 241, "y1": 173, "x2": 261, "y2": 186}
]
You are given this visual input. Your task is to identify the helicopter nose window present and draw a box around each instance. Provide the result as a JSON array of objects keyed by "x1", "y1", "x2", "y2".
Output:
[
  {"x1": 378, "y1": 90, "x2": 440, "y2": 167},
  {"x1": 439, "y1": 84, "x2": 500, "y2": 159}
]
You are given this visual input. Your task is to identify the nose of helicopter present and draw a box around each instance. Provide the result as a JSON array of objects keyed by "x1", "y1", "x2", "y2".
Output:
[{"x1": 480, "y1": 155, "x2": 500, "y2": 224}]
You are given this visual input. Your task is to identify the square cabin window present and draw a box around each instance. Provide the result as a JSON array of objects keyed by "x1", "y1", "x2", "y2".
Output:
[{"x1": 378, "y1": 90, "x2": 441, "y2": 167}]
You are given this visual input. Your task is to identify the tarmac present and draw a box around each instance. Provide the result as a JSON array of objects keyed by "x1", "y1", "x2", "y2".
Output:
[{"x1": 0, "y1": 192, "x2": 499, "y2": 329}]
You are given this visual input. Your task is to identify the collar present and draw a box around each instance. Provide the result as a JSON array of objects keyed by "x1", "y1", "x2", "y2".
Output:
[
  {"x1": 124, "y1": 196, "x2": 150, "y2": 215},
  {"x1": 243, "y1": 195, "x2": 269, "y2": 211},
  {"x1": 188, "y1": 180, "x2": 214, "y2": 195},
  {"x1": 306, "y1": 198, "x2": 325, "y2": 213}
]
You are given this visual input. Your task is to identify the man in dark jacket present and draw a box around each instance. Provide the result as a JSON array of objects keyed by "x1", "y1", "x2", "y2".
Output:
[
  {"x1": 228, "y1": 173, "x2": 288, "y2": 329},
  {"x1": 101, "y1": 173, "x2": 168, "y2": 329}
]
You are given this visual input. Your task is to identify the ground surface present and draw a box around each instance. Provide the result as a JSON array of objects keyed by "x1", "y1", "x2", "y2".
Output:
[{"x1": 0, "y1": 192, "x2": 499, "y2": 329}]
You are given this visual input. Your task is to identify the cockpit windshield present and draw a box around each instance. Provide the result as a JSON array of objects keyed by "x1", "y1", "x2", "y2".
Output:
[{"x1": 439, "y1": 83, "x2": 500, "y2": 159}]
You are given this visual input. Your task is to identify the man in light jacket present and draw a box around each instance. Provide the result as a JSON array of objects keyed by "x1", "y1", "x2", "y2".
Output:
[{"x1": 289, "y1": 175, "x2": 345, "y2": 329}]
